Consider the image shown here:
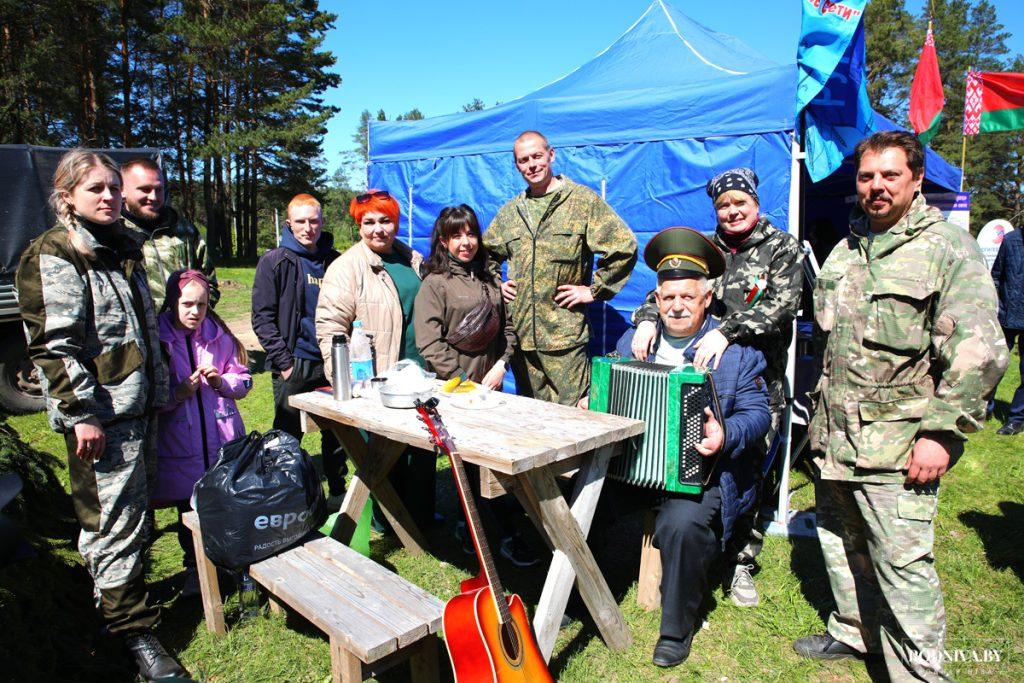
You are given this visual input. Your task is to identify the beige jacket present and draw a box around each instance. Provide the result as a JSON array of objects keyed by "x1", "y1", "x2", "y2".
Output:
[{"x1": 316, "y1": 239, "x2": 424, "y2": 383}]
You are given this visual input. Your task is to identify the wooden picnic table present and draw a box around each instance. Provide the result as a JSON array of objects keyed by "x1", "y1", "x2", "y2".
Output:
[{"x1": 289, "y1": 386, "x2": 645, "y2": 662}]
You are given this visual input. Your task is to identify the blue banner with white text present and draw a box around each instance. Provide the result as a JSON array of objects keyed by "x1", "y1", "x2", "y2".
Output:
[{"x1": 796, "y1": 0, "x2": 875, "y2": 182}]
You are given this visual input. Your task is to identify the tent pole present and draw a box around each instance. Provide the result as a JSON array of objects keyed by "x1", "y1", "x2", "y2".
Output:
[
  {"x1": 768, "y1": 134, "x2": 809, "y2": 538},
  {"x1": 601, "y1": 177, "x2": 608, "y2": 353},
  {"x1": 408, "y1": 185, "x2": 414, "y2": 246}
]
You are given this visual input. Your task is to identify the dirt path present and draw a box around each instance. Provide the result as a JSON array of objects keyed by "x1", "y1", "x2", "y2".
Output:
[{"x1": 223, "y1": 316, "x2": 263, "y2": 352}]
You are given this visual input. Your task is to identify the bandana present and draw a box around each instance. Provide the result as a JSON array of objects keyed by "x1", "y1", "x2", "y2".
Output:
[{"x1": 706, "y1": 167, "x2": 759, "y2": 204}]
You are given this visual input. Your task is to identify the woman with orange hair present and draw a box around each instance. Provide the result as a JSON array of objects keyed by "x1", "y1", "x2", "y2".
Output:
[{"x1": 316, "y1": 189, "x2": 436, "y2": 530}]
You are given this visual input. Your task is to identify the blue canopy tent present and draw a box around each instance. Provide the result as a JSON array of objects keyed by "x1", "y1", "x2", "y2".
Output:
[{"x1": 367, "y1": 0, "x2": 961, "y2": 355}]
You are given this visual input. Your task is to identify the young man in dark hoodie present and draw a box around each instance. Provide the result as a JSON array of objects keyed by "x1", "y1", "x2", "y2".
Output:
[{"x1": 252, "y1": 194, "x2": 346, "y2": 504}]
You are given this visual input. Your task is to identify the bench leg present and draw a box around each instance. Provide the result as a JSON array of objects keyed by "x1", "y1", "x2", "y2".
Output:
[
  {"x1": 330, "y1": 636, "x2": 364, "y2": 683},
  {"x1": 191, "y1": 525, "x2": 226, "y2": 636},
  {"x1": 638, "y1": 509, "x2": 662, "y2": 611},
  {"x1": 409, "y1": 636, "x2": 440, "y2": 683},
  {"x1": 267, "y1": 594, "x2": 285, "y2": 616}
]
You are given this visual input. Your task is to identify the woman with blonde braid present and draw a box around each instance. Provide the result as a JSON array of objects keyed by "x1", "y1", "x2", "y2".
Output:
[{"x1": 16, "y1": 149, "x2": 185, "y2": 680}]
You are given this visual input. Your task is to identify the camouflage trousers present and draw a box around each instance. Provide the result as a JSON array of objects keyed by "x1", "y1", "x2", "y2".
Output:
[
  {"x1": 511, "y1": 345, "x2": 590, "y2": 406},
  {"x1": 816, "y1": 478, "x2": 952, "y2": 682},
  {"x1": 65, "y1": 416, "x2": 155, "y2": 591}
]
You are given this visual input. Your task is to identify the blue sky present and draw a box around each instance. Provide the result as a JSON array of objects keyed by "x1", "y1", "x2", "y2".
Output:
[{"x1": 319, "y1": 0, "x2": 1024, "y2": 182}]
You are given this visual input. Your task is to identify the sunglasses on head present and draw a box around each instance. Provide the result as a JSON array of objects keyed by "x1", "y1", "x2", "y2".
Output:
[{"x1": 356, "y1": 190, "x2": 392, "y2": 204}]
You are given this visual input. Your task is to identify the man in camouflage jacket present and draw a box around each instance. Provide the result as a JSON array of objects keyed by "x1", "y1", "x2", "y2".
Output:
[
  {"x1": 793, "y1": 131, "x2": 1007, "y2": 682},
  {"x1": 484, "y1": 131, "x2": 637, "y2": 405},
  {"x1": 121, "y1": 158, "x2": 219, "y2": 310}
]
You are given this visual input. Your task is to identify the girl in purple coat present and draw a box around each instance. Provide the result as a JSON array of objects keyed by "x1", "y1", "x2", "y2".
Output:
[{"x1": 154, "y1": 269, "x2": 252, "y2": 594}]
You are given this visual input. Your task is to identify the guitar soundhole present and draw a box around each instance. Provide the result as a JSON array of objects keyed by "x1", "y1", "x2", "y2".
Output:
[{"x1": 500, "y1": 620, "x2": 523, "y2": 665}]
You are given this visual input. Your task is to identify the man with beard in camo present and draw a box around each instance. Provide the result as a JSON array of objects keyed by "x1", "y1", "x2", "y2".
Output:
[
  {"x1": 792, "y1": 130, "x2": 1007, "y2": 682},
  {"x1": 630, "y1": 167, "x2": 803, "y2": 608},
  {"x1": 120, "y1": 158, "x2": 219, "y2": 310}
]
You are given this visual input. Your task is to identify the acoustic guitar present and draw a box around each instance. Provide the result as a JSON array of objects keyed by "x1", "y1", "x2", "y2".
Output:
[{"x1": 415, "y1": 398, "x2": 553, "y2": 683}]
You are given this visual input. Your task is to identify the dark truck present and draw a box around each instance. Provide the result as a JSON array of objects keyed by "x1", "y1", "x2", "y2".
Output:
[{"x1": 0, "y1": 145, "x2": 160, "y2": 414}]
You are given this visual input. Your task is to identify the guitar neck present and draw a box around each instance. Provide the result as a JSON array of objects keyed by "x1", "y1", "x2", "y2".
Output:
[{"x1": 446, "y1": 447, "x2": 514, "y2": 626}]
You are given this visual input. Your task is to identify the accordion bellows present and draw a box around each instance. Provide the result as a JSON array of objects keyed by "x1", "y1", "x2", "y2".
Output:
[{"x1": 589, "y1": 357, "x2": 722, "y2": 494}]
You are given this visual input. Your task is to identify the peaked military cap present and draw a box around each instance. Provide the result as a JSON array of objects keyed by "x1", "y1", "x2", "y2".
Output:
[{"x1": 644, "y1": 227, "x2": 725, "y2": 280}]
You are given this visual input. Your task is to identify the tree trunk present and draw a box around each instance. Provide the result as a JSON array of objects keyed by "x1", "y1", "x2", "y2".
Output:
[{"x1": 119, "y1": 0, "x2": 131, "y2": 147}]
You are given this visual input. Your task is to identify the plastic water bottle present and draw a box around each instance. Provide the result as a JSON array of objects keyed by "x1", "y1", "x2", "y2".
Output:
[
  {"x1": 239, "y1": 570, "x2": 261, "y2": 619},
  {"x1": 349, "y1": 321, "x2": 374, "y2": 392}
]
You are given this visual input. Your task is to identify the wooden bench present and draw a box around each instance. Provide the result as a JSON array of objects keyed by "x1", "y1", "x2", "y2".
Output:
[{"x1": 182, "y1": 512, "x2": 444, "y2": 682}]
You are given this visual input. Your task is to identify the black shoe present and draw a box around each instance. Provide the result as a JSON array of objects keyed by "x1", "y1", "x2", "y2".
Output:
[
  {"x1": 652, "y1": 630, "x2": 694, "y2": 667},
  {"x1": 499, "y1": 534, "x2": 539, "y2": 568},
  {"x1": 792, "y1": 633, "x2": 860, "y2": 661},
  {"x1": 996, "y1": 421, "x2": 1024, "y2": 435},
  {"x1": 453, "y1": 521, "x2": 475, "y2": 556},
  {"x1": 125, "y1": 632, "x2": 187, "y2": 680}
]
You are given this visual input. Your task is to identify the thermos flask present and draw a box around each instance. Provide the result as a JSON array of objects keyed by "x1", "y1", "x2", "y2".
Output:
[{"x1": 331, "y1": 334, "x2": 352, "y2": 401}]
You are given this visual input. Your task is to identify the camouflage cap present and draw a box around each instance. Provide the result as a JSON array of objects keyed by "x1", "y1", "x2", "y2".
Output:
[{"x1": 644, "y1": 227, "x2": 725, "y2": 280}]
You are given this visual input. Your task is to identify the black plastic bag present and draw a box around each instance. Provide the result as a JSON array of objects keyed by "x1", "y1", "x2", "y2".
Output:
[{"x1": 193, "y1": 430, "x2": 326, "y2": 572}]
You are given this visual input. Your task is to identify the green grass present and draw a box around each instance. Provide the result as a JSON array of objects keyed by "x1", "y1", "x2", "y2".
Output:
[
  {"x1": 214, "y1": 266, "x2": 257, "y2": 324},
  {"x1": 1, "y1": 292, "x2": 1022, "y2": 681}
]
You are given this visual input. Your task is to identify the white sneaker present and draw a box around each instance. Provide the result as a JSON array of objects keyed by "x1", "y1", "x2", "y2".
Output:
[{"x1": 727, "y1": 563, "x2": 759, "y2": 607}]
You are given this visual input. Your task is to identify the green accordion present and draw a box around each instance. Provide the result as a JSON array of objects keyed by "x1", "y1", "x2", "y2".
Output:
[{"x1": 588, "y1": 356, "x2": 721, "y2": 494}]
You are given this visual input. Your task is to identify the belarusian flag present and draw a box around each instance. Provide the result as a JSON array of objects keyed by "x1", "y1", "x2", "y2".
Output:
[
  {"x1": 963, "y1": 70, "x2": 1024, "y2": 135},
  {"x1": 910, "y1": 23, "x2": 944, "y2": 144}
]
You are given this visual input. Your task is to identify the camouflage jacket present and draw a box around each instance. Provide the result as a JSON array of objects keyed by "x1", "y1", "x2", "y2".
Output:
[
  {"x1": 122, "y1": 205, "x2": 219, "y2": 311},
  {"x1": 484, "y1": 176, "x2": 637, "y2": 351},
  {"x1": 633, "y1": 218, "x2": 803, "y2": 405},
  {"x1": 16, "y1": 222, "x2": 169, "y2": 432},
  {"x1": 810, "y1": 195, "x2": 1008, "y2": 483}
]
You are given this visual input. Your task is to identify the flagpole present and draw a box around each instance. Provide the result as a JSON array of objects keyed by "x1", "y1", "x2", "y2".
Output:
[{"x1": 959, "y1": 135, "x2": 967, "y2": 192}]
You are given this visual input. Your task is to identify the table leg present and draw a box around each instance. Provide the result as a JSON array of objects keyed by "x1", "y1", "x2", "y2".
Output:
[
  {"x1": 321, "y1": 423, "x2": 380, "y2": 543},
  {"x1": 317, "y1": 420, "x2": 429, "y2": 555},
  {"x1": 517, "y1": 445, "x2": 631, "y2": 658}
]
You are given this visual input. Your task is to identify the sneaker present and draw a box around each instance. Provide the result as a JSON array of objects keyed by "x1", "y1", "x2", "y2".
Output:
[
  {"x1": 181, "y1": 567, "x2": 200, "y2": 598},
  {"x1": 453, "y1": 521, "x2": 475, "y2": 555},
  {"x1": 499, "y1": 534, "x2": 539, "y2": 568},
  {"x1": 124, "y1": 631, "x2": 187, "y2": 680},
  {"x1": 996, "y1": 421, "x2": 1024, "y2": 435},
  {"x1": 726, "y1": 563, "x2": 759, "y2": 607}
]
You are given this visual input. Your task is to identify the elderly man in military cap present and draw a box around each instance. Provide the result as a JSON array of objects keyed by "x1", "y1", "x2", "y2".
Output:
[
  {"x1": 614, "y1": 227, "x2": 771, "y2": 668},
  {"x1": 793, "y1": 131, "x2": 1008, "y2": 681}
]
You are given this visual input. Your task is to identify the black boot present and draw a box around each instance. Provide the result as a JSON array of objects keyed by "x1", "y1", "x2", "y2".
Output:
[
  {"x1": 792, "y1": 633, "x2": 861, "y2": 660},
  {"x1": 124, "y1": 631, "x2": 187, "y2": 680},
  {"x1": 652, "y1": 628, "x2": 695, "y2": 667}
]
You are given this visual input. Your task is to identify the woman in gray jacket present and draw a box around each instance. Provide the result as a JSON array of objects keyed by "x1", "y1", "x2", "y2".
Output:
[{"x1": 16, "y1": 149, "x2": 184, "y2": 680}]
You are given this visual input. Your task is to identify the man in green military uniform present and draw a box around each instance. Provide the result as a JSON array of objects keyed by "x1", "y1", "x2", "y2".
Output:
[
  {"x1": 484, "y1": 130, "x2": 637, "y2": 405},
  {"x1": 793, "y1": 131, "x2": 1008, "y2": 681},
  {"x1": 120, "y1": 158, "x2": 219, "y2": 310}
]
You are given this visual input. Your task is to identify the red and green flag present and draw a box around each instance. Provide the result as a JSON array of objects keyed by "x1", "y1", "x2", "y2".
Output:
[
  {"x1": 909, "y1": 24, "x2": 944, "y2": 144},
  {"x1": 963, "y1": 70, "x2": 1024, "y2": 135}
]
